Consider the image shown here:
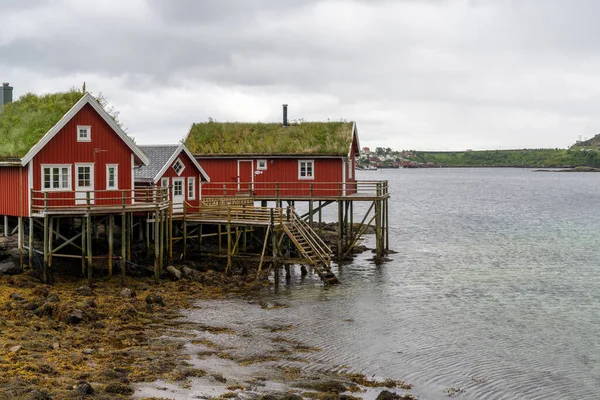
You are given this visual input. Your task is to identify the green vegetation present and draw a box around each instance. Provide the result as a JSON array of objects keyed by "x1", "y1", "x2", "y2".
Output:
[
  {"x1": 185, "y1": 121, "x2": 354, "y2": 155},
  {"x1": 408, "y1": 148, "x2": 600, "y2": 168},
  {"x1": 0, "y1": 89, "x2": 84, "y2": 161}
]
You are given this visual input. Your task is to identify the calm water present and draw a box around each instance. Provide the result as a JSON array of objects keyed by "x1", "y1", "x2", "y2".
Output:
[{"x1": 194, "y1": 168, "x2": 600, "y2": 399}]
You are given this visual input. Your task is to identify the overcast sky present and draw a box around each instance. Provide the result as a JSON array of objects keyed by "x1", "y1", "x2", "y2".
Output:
[{"x1": 1, "y1": 0, "x2": 599, "y2": 151}]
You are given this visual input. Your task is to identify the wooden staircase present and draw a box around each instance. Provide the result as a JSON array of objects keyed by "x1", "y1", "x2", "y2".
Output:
[{"x1": 283, "y1": 212, "x2": 338, "y2": 284}]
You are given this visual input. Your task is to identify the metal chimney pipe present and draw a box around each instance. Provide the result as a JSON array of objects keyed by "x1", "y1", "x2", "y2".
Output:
[
  {"x1": 282, "y1": 104, "x2": 288, "y2": 127},
  {"x1": 0, "y1": 82, "x2": 13, "y2": 112}
]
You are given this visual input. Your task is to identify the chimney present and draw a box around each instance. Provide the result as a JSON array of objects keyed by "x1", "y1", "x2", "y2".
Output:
[
  {"x1": 0, "y1": 82, "x2": 13, "y2": 111},
  {"x1": 282, "y1": 104, "x2": 288, "y2": 127}
]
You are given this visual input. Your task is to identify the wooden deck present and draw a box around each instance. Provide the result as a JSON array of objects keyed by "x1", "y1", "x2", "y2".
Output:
[
  {"x1": 30, "y1": 187, "x2": 170, "y2": 216},
  {"x1": 200, "y1": 180, "x2": 389, "y2": 201}
]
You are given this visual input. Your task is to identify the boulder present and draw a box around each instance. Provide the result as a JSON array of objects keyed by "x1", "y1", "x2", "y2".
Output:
[
  {"x1": 75, "y1": 286, "x2": 93, "y2": 296},
  {"x1": 46, "y1": 293, "x2": 60, "y2": 302},
  {"x1": 64, "y1": 309, "x2": 84, "y2": 325},
  {"x1": 120, "y1": 288, "x2": 135, "y2": 299},
  {"x1": 375, "y1": 390, "x2": 402, "y2": 400},
  {"x1": 75, "y1": 382, "x2": 94, "y2": 395},
  {"x1": 166, "y1": 265, "x2": 181, "y2": 280},
  {"x1": 182, "y1": 266, "x2": 194, "y2": 278},
  {"x1": 0, "y1": 259, "x2": 21, "y2": 275},
  {"x1": 145, "y1": 294, "x2": 165, "y2": 306}
]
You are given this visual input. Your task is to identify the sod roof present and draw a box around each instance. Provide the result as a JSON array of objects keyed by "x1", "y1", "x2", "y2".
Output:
[
  {"x1": 184, "y1": 121, "x2": 356, "y2": 156},
  {"x1": 0, "y1": 90, "x2": 84, "y2": 161}
]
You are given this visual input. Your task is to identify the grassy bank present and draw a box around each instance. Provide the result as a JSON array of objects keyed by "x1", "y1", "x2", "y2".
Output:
[{"x1": 407, "y1": 148, "x2": 600, "y2": 168}]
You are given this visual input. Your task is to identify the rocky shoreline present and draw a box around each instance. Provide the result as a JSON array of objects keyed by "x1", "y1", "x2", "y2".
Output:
[{"x1": 0, "y1": 226, "x2": 418, "y2": 400}]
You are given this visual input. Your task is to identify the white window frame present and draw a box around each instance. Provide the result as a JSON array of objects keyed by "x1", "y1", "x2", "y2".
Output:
[
  {"x1": 41, "y1": 164, "x2": 72, "y2": 191},
  {"x1": 188, "y1": 177, "x2": 196, "y2": 200},
  {"x1": 173, "y1": 178, "x2": 184, "y2": 197},
  {"x1": 257, "y1": 159, "x2": 267, "y2": 170},
  {"x1": 161, "y1": 177, "x2": 169, "y2": 187},
  {"x1": 77, "y1": 125, "x2": 91, "y2": 142},
  {"x1": 172, "y1": 158, "x2": 185, "y2": 176},
  {"x1": 298, "y1": 160, "x2": 315, "y2": 180},
  {"x1": 106, "y1": 164, "x2": 118, "y2": 190}
]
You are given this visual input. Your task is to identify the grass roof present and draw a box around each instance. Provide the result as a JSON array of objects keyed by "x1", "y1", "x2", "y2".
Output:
[
  {"x1": 0, "y1": 89, "x2": 84, "y2": 161},
  {"x1": 185, "y1": 121, "x2": 355, "y2": 156}
]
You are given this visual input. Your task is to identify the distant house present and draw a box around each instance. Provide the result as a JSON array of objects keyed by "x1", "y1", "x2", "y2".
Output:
[
  {"x1": 362, "y1": 147, "x2": 371, "y2": 153},
  {"x1": 135, "y1": 144, "x2": 210, "y2": 212},
  {"x1": 0, "y1": 85, "x2": 149, "y2": 218},
  {"x1": 184, "y1": 117, "x2": 360, "y2": 198}
]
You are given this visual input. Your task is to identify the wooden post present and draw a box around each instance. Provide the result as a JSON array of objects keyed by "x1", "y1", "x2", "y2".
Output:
[
  {"x1": 121, "y1": 213, "x2": 126, "y2": 286},
  {"x1": 309, "y1": 200, "x2": 314, "y2": 227},
  {"x1": 226, "y1": 223, "x2": 232, "y2": 273},
  {"x1": 43, "y1": 214, "x2": 49, "y2": 284},
  {"x1": 18, "y1": 217, "x2": 23, "y2": 269},
  {"x1": 385, "y1": 197, "x2": 389, "y2": 253},
  {"x1": 375, "y1": 199, "x2": 382, "y2": 258},
  {"x1": 28, "y1": 218, "x2": 33, "y2": 270},
  {"x1": 154, "y1": 209, "x2": 160, "y2": 283},
  {"x1": 81, "y1": 217, "x2": 86, "y2": 276},
  {"x1": 108, "y1": 214, "x2": 114, "y2": 276},
  {"x1": 169, "y1": 205, "x2": 173, "y2": 263},
  {"x1": 242, "y1": 227, "x2": 247, "y2": 252},
  {"x1": 199, "y1": 224, "x2": 203, "y2": 248},
  {"x1": 218, "y1": 224, "x2": 222, "y2": 253},
  {"x1": 47, "y1": 216, "x2": 53, "y2": 273},
  {"x1": 145, "y1": 218, "x2": 150, "y2": 254},
  {"x1": 159, "y1": 210, "x2": 165, "y2": 273},
  {"x1": 182, "y1": 207, "x2": 187, "y2": 260},
  {"x1": 318, "y1": 201, "x2": 323, "y2": 236},
  {"x1": 337, "y1": 201, "x2": 343, "y2": 260},
  {"x1": 127, "y1": 212, "x2": 132, "y2": 261},
  {"x1": 86, "y1": 215, "x2": 92, "y2": 286},
  {"x1": 3, "y1": 215, "x2": 8, "y2": 237}
]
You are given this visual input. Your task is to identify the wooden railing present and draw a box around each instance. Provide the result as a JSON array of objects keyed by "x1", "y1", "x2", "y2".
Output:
[
  {"x1": 200, "y1": 180, "x2": 389, "y2": 199},
  {"x1": 181, "y1": 201, "x2": 287, "y2": 225},
  {"x1": 31, "y1": 186, "x2": 170, "y2": 214}
]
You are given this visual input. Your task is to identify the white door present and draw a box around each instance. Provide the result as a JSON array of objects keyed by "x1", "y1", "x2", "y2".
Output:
[
  {"x1": 172, "y1": 177, "x2": 184, "y2": 212},
  {"x1": 75, "y1": 164, "x2": 94, "y2": 205}
]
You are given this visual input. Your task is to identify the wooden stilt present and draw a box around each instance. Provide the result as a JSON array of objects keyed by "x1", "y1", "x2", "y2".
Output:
[
  {"x1": 86, "y1": 215, "x2": 92, "y2": 286},
  {"x1": 127, "y1": 212, "x2": 132, "y2": 261},
  {"x1": 242, "y1": 227, "x2": 247, "y2": 252},
  {"x1": 218, "y1": 224, "x2": 222, "y2": 253},
  {"x1": 337, "y1": 201, "x2": 343, "y2": 260},
  {"x1": 28, "y1": 217, "x2": 33, "y2": 270},
  {"x1": 385, "y1": 197, "x2": 389, "y2": 253},
  {"x1": 145, "y1": 217, "x2": 150, "y2": 255},
  {"x1": 81, "y1": 217, "x2": 86, "y2": 277},
  {"x1": 159, "y1": 210, "x2": 165, "y2": 272},
  {"x1": 198, "y1": 224, "x2": 203, "y2": 248},
  {"x1": 48, "y1": 216, "x2": 53, "y2": 273},
  {"x1": 226, "y1": 223, "x2": 232, "y2": 273},
  {"x1": 43, "y1": 215, "x2": 49, "y2": 284},
  {"x1": 168, "y1": 205, "x2": 173, "y2": 263},
  {"x1": 154, "y1": 209, "x2": 160, "y2": 283},
  {"x1": 257, "y1": 225, "x2": 270, "y2": 275},
  {"x1": 4, "y1": 215, "x2": 9, "y2": 237},
  {"x1": 318, "y1": 201, "x2": 323, "y2": 236},
  {"x1": 108, "y1": 214, "x2": 114, "y2": 276},
  {"x1": 309, "y1": 200, "x2": 313, "y2": 226},
  {"x1": 183, "y1": 217, "x2": 187, "y2": 260},
  {"x1": 18, "y1": 217, "x2": 23, "y2": 269},
  {"x1": 121, "y1": 213, "x2": 126, "y2": 286}
]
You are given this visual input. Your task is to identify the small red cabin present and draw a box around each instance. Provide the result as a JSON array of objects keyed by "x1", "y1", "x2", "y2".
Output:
[
  {"x1": 0, "y1": 88, "x2": 149, "y2": 217},
  {"x1": 135, "y1": 144, "x2": 210, "y2": 212},
  {"x1": 184, "y1": 120, "x2": 360, "y2": 198}
]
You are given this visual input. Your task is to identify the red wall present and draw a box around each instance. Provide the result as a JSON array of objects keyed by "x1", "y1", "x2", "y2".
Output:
[
  {"x1": 198, "y1": 157, "x2": 353, "y2": 197},
  {"x1": 31, "y1": 103, "x2": 135, "y2": 209},
  {"x1": 0, "y1": 165, "x2": 29, "y2": 216},
  {"x1": 157, "y1": 150, "x2": 203, "y2": 209}
]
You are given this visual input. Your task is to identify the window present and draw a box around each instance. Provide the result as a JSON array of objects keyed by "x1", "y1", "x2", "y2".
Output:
[
  {"x1": 188, "y1": 177, "x2": 196, "y2": 200},
  {"x1": 298, "y1": 160, "x2": 314, "y2": 180},
  {"x1": 161, "y1": 177, "x2": 169, "y2": 187},
  {"x1": 78, "y1": 166, "x2": 91, "y2": 187},
  {"x1": 172, "y1": 158, "x2": 185, "y2": 176},
  {"x1": 42, "y1": 165, "x2": 71, "y2": 190},
  {"x1": 257, "y1": 159, "x2": 267, "y2": 170},
  {"x1": 173, "y1": 180, "x2": 183, "y2": 196},
  {"x1": 106, "y1": 165, "x2": 118, "y2": 190},
  {"x1": 77, "y1": 125, "x2": 91, "y2": 142}
]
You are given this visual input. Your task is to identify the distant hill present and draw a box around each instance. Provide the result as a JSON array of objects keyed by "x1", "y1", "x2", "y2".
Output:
[{"x1": 571, "y1": 134, "x2": 600, "y2": 149}]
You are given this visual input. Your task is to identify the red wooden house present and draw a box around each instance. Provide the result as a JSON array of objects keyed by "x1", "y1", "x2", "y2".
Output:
[
  {"x1": 184, "y1": 112, "x2": 360, "y2": 198},
  {"x1": 0, "y1": 87, "x2": 150, "y2": 218},
  {"x1": 135, "y1": 144, "x2": 210, "y2": 212}
]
